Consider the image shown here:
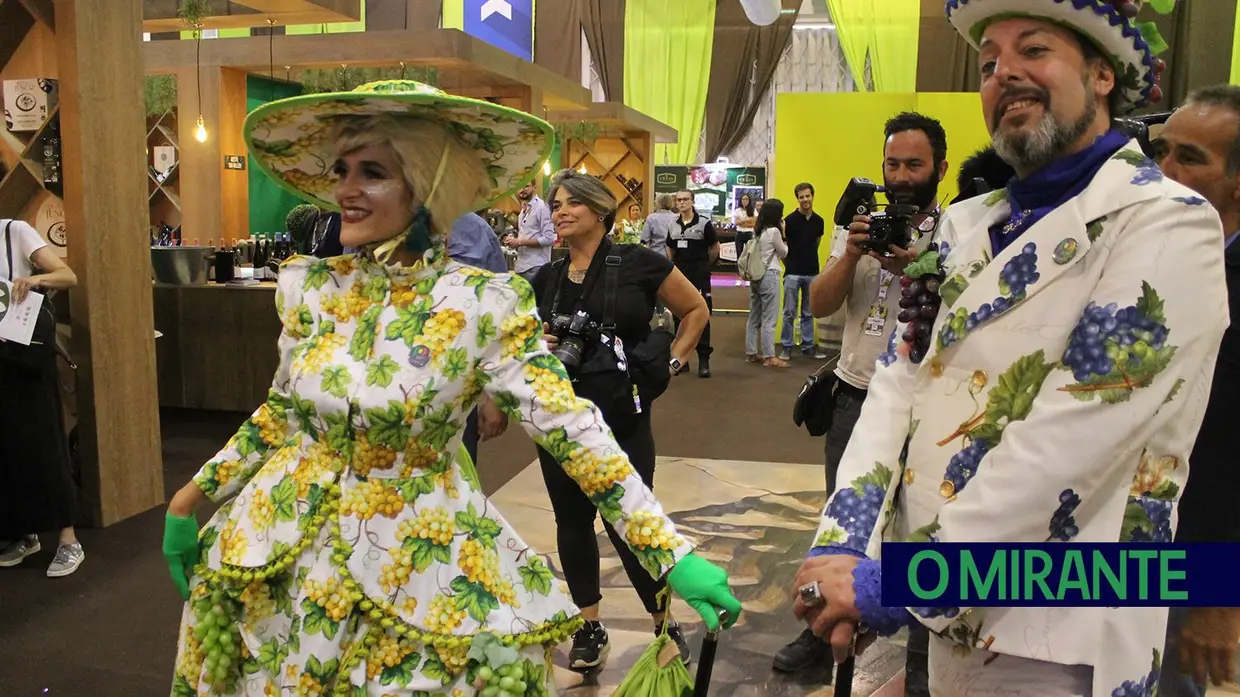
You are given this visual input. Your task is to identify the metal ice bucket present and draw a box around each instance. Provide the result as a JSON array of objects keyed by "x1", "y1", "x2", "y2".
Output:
[{"x1": 151, "y1": 246, "x2": 214, "y2": 285}]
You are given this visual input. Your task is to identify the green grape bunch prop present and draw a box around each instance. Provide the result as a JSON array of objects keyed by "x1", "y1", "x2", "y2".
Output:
[
  {"x1": 467, "y1": 633, "x2": 547, "y2": 697},
  {"x1": 192, "y1": 589, "x2": 245, "y2": 692}
]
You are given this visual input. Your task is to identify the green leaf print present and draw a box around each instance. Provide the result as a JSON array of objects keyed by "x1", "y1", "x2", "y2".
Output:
[
  {"x1": 539, "y1": 427, "x2": 574, "y2": 461},
  {"x1": 416, "y1": 276, "x2": 438, "y2": 296},
  {"x1": 234, "y1": 421, "x2": 265, "y2": 458},
  {"x1": 318, "y1": 319, "x2": 336, "y2": 337},
  {"x1": 198, "y1": 524, "x2": 220, "y2": 550},
  {"x1": 403, "y1": 535, "x2": 452, "y2": 573},
  {"x1": 634, "y1": 545, "x2": 677, "y2": 572},
  {"x1": 362, "y1": 275, "x2": 389, "y2": 302},
  {"x1": 349, "y1": 306, "x2": 383, "y2": 361},
  {"x1": 398, "y1": 474, "x2": 438, "y2": 503},
  {"x1": 309, "y1": 657, "x2": 340, "y2": 681},
  {"x1": 420, "y1": 405, "x2": 459, "y2": 450},
  {"x1": 385, "y1": 301, "x2": 432, "y2": 347},
  {"x1": 283, "y1": 601, "x2": 300, "y2": 633},
  {"x1": 421, "y1": 655, "x2": 453, "y2": 685},
  {"x1": 906, "y1": 518, "x2": 941, "y2": 543},
  {"x1": 300, "y1": 597, "x2": 340, "y2": 640},
  {"x1": 1163, "y1": 378, "x2": 1185, "y2": 405},
  {"x1": 519, "y1": 557, "x2": 555, "y2": 596},
  {"x1": 466, "y1": 274, "x2": 490, "y2": 301},
  {"x1": 322, "y1": 366, "x2": 352, "y2": 399},
  {"x1": 295, "y1": 307, "x2": 314, "y2": 338},
  {"x1": 1112, "y1": 149, "x2": 1149, "y2": 167},
  {"x1": 257, "y1": 637, "x2": 289, "y2": 674},
  {"x1": 271, "y1": 479, "x2": 297, "y2": 522},
  {"x1": 1121, "y1": 500, "x2": 1153, "y2": 541},
  {"x1": 476, "y1": 312, "x2": 498, "y2": 349},
  {"x1": 443, "y1": 347, "x2": 470, "y2": 380},
  {"x1": 1136, "y1": 281, "x2": 1167, "y2": 325},
  {"x1": 593, "y1": 484, "x2": 626, "y2": 524},
  {"x1": 939, "y1": 274, "x2": 970, "y2": 308},
  {"x1": 458, "y1": 450, "x2": 482, "y2": 492},
  {"x1": 528, "y1": 353, "x2": 569, "y2": 380},
  {"x1": 323, "y1": 411, "x2": 352, "y2": 454},
  {"x1": 852, "y1": 463, "x2": 894, "y2": 493},
  {"x1": 814, "y1": 525, "x2": 847, "y2": 547},
  {"x1": 450, "y1": 575, "x2": 500, "y2": 623},
  {"x1": 1149, "y1": 479, "x2": 1180, "y2": 500},
  {"x1": 367, "y1": 401, "x2": 410, "y2": 451},
  {"x1": 1086, "y1": 217, "x2": 1106, "y2": 243},
  {"x1": 366, "y1": 355, "x2": 400, "y2": 388},
  {"x1": 456, "y1": 502, "x2": 503, "y2": 544},
  {"x1": 982, "y1": 188, "x2": 1006, "y2": 207},
  {"x1": 171, "y1": 675, "x2": 197, "y2": 697},
  {"x1": 380, "y1": 650, "x2": 421, "y2": 686},
  {"x1": 305, "y1": 260, "x2": 332, "y2": 290},
  {"x1": 292, "y1": 395, "x2": 319, "y2": 437},
  {"x1": 986, "y1": 350, "x2": 1054, "y2": 424},
  {"x1": 508, "y1": 276, "x2": 537, "y2": 312},
  {"x1": 903, "y1": 250, "x2": 941, "y2": 279},
  {"x1": 493, "y1": 390, "x2": 521, "y2": 419}
]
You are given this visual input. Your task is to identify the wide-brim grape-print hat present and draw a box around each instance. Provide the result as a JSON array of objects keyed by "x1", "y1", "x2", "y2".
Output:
[
  {"x1": 945, "y1": 0, "x2": 1176, "y2": 112},
  {"x1": 243, "y1": 79, "x2": 554, "y2": 213}
]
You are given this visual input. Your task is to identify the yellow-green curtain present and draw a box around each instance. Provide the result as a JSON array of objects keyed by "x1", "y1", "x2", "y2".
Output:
[
  {"x1": 868, "y1": 0, "x2": 920, "y2": 92},
  {"x1": 623, "y1": 0, "x2": 716, "y2": 164},
  {"x1": 1232, "y1": 0, "x2": 1240, "y2": 84},
  {"x1": 825, "y1": 0, "x2": 874, "y2": 89}
]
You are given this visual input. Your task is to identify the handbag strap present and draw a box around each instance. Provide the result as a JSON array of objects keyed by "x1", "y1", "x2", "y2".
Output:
[{"x1": 4, "y1": 220, "x2": 13, "y2": 282}]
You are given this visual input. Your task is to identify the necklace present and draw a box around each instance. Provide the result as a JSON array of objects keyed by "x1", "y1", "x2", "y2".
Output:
[
  {"x1": 1001, "y1": 209, "x2": 1034, "y2": 237},
  {"x1": 567, "y1": 266, "x2": 586, "y2": 283}
]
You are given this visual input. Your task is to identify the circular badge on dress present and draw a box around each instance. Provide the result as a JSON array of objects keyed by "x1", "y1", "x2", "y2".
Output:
[
  {"x1": 409, "y1": 345, "x2": 431, "y2": 367},
  {"x1": 1053, "y1": 238, "x2": 1079, "y2": 265}
]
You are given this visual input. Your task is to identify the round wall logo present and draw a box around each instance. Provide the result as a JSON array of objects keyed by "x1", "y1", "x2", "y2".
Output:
[{"x1": 14, "y1": 93, "x2": 36, "y2": 112}]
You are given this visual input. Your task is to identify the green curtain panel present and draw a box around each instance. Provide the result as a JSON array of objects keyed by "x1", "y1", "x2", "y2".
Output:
[
  {"x1": 623, "y1": 0, "x2": 716, "y2": 164},
  {"x1": 868, "y1": 0, "x2": 920, "y2": 92},
  {"x1": 825, "y1": 0, "x2": 873, "y2": 89},
  {"x1": 247, "y1": 76, "x2": 306, "y2": 236}
]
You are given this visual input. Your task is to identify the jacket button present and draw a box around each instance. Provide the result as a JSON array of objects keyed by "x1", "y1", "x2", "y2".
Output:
[
  {"x1": 904, "y1": 468, "x2": 915, "y2": 485},
  {"x1": 972, "y1": 370, "x2": 988, "y2": 388},
  {"x1": 930, "y1": 361, "x2": 944, "y2": 377}
]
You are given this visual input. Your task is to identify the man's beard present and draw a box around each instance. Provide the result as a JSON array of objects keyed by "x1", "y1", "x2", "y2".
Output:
[
  {"x1": 992, "y1": 85, "x2": 1096, "y2": 174},
  {"x1": 885, "y1": 176, "x2": 939, "y2": 211}
]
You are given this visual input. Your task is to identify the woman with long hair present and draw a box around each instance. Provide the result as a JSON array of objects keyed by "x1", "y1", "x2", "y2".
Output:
[
  {"x1": 532, "y1": 170, "x2": 710, "y2": 671},
  {"x1": 745, "y1": 198, "x2": 789, "y2": 368},
  {"x1": 161, "y1": 81, "x2": 741, "y2": 696},
  {"x1": 731, "y1": 193, "x2": 757, "y2": 259}
]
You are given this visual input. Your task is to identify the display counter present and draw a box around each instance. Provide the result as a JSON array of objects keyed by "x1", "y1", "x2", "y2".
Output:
[{"x1": 153, "y1": 282, "x2": 281, "y2": 412}]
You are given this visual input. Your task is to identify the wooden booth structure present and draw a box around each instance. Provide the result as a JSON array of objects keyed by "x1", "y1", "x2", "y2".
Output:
[
  {"x1": 142, "y1": 26, "x2": 592, "y2": 413},
  {"x1": 545, "y1": 103, "x2": 677, "y2": 216}
]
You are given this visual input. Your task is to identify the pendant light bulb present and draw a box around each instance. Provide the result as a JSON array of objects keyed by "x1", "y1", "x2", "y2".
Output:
[
  {"x1": 578, "y1": 164, "x2": 587, "y2": 174},
  {"x1": 542, "y1": 160, "x2": 551, "y2": 176},
  {"x1": 194, "y1": 115, "x2": 208, "y2": 143}
]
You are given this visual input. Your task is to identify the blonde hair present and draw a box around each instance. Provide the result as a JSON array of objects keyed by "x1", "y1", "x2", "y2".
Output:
[
  {"x1": 329, "y1": 114, "x2": 491, "y2": 245},
  {"x1": 656, "y1": 193, "x2": 675, "y2": 211},
  {"x1": 548, "y1": 169, "x2": 618, "y2": 231}
]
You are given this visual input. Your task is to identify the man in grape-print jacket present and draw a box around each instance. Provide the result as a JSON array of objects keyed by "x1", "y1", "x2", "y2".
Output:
[{"x1": 788, "y1": 1, "x2": 1229, "y2": 695}]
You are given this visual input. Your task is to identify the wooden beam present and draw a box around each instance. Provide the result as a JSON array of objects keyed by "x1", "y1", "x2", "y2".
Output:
[
  {"x1": 15, "y1": 0, "x2": 53, "y2": 30},
  {"x1": 142, "y1": 28, "x2": 592, "y2": 109},
  {"x1": 141, "y1": 0, "x2": 359, "y2": 32},
  {"x1": 547, "y1": 102, "x2": 679, "y2": 143},
  {"x1": 55, "y1": 0, "x2": 164, "y2": 526}
]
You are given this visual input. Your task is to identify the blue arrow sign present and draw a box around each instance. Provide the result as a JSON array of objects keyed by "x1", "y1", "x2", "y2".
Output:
[{"x1": 463, "y1": 0, "x2": 533, "y2": 62}]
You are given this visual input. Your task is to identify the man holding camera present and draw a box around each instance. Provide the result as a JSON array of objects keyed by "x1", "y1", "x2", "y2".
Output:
[
  {"x1": 773, "y1": 113, "x2": 946, "y2": 684},
  {"x1": 789, "y1": 2, "x2": 1228, "y2": 694},
  {"x1": 1149, "y1": 85, "x2": 1240, "y2": 696},
  {"x1": 667, "y1": 189, "x2": 720, "y2": 378}
]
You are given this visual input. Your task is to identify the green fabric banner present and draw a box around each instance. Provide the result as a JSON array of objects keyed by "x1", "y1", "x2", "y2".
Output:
[
  {"x1": 623, "y1": 0, "x2": 716, "y2": 165},
  {"x1": 247, "y1": 76, "x2": 305, "y2": 237}
]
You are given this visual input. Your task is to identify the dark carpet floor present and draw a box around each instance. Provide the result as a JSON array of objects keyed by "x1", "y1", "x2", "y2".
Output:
[{"x1": 0, "y1": 304, "x2": 833, "y2": 697}]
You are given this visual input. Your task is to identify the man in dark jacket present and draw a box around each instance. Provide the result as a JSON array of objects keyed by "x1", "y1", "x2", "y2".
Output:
[{"x1": 1151, "y1": 84, "x2": 1240, "y2": 695}]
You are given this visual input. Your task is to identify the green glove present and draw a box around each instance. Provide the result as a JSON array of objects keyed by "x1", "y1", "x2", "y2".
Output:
[
  {"x1": 163, "y1": 512, "x2": 200, "y2": 601},
  {"x1": 665, "y1": 553, "x2": 743, "y2": 632}
]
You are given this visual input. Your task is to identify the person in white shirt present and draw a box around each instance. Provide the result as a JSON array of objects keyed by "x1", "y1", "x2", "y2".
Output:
[
  {"x1": 731, "y1": 192, "x2": 757, "y2": 259},
  {"x1": 641, "y1": 194, "x2": 677, "y2": 257},
  {"x1": 0, "y1": 217, "x2": 84, "y2": 578},
  {"x1": 745, "y1": 198, "x2": 790, "y2": 367},
  {"x1": 505, "y1": 181, "x2": 557, "y2": 283}
]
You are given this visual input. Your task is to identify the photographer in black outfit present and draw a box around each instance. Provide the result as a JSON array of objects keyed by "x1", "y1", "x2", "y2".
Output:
[{"x1": 532, "y1": 170, "x2": 709, "y2": 673}]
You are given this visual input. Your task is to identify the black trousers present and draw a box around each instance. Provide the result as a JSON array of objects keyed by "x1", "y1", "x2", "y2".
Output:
[
  {"x1": 537, "y1": 411, "x2": 666, "y2": 615},
  {"x1": 673, "y1": 260, "x2": 712, "y2": 359},
  {"x1": 462, "y1": 407, "x2": 479, "y2": 465}
]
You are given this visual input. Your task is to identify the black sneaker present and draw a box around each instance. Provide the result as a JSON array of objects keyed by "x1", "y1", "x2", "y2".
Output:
[
  {"x1": 658, "y1": 621, "x2": 692, "y2": 665},
  {"x1": 772, "y1": 628, "x2": 832, "y2": 674},
  {"x1": 569, "y1": 621, "x2": 610, "y2": 672}
]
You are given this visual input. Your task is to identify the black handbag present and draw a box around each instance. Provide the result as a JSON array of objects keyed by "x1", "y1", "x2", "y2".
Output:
[
  {"x1": 792, "y1": 356, "x2": 840, "y2": 437},
  {"x1": 0, "y1": 219, "x2": 58, "y2": 369}
]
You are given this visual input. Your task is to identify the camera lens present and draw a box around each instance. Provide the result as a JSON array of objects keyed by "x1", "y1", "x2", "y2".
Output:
[{"x1": 553, "y1": 336, "x2": 586, "y2": 372}]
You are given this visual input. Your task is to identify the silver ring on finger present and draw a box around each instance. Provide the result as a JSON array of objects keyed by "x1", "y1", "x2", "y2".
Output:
[{"x1": 798, "y1": 581, "x2": 824, "y2": 608}]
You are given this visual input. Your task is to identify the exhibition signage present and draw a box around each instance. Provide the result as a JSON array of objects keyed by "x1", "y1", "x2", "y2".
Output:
[
  {"x1": 463, "y1": 0, "x2": 534, "y2": 62},
  {"x1": 654, "y1": 164, "x2": 767, "y2": 219}
]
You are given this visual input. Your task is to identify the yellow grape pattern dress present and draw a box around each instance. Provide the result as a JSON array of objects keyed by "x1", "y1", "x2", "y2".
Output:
[{"x1": 171, "y1": 250, "x2": 693, "y2": 697}]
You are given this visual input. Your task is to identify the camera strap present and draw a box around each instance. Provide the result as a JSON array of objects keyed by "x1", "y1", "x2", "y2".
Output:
[
  {"x1": 601, "y1": 254, "x2": 619, "y2": 331},
  {"x1": 545, "y1": 239, "x2": 617, "y2": 321}
]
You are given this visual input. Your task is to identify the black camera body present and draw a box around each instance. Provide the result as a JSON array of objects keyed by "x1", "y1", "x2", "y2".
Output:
[
  {"x1": 549, "y1": 310, "x2": 603, "y2": 373},
  {"x1": 833, "y1": 177, "x2": 919, "y2": 254}
]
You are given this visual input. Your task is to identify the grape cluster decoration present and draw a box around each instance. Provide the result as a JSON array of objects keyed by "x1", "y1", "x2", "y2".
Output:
[
  {"x1": 1109, "y1": 649, "x2": 1162, "y2": 697},
  {"x1": 468, "y1": 633, "x2": 544, "y2": 697},
  {"x1": 192, "y1": 589, "x2": 244, "y2": 692},
  {"x1": 1128, "y1": 498, "x2": 1173, "y2": 543},
  {"x1": 1107, "y1": 0, "x2": 1170, "y2": 104},
  {"x1": 897, "y1": 251, "x2": 947, "y2": 364},
  {"x1": 1047, "y1": 489, "x2": 1082, "y2": 542},
  {"x1": 941, "y1": 440, "x2": 990, "y2": 499}
]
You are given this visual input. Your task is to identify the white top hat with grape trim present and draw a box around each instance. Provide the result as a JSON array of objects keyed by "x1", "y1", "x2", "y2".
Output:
[{"x1": 945, "y1": 0, "x2": 1175, "y2": 112}]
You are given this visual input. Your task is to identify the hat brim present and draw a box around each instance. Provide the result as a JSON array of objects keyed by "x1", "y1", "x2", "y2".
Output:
[
  {"x1": 946, "y1": 0, "x2": 1155, "y2": 110},
  {"x1": 243, "y1": 84, "x2": 554, "y2": 213}
]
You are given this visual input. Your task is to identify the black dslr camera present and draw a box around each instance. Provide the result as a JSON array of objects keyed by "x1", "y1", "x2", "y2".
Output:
[
  {"x1": 549, "y1": 310, "x2": 603, "y2": 373},
  {"x1": 833, "y1": 177, "x2": 919, "y2": 254}
]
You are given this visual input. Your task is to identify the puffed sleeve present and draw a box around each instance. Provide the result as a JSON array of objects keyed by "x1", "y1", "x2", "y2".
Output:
[
  {"x1": 191, "y1": 256, "x2": 317, "y2": 503},
  {"x1": 475, "y1": 273, "x2": 695, "y2": 580}
]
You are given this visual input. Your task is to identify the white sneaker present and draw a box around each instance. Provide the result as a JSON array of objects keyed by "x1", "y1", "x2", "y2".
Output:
[
  {"x1": 0, "y1": 536, "x2": 40, "y2": 567},
  {"x1": 46, "y1": 542, "x2": 84, "y2": 577}
]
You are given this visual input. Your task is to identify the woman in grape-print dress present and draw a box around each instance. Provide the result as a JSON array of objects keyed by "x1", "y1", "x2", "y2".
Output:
[{"x1": 160, "y1": 80, "x2": 741, "y2": 697}]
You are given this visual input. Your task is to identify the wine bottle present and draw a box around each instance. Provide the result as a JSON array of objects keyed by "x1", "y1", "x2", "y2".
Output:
[
  {"x1": 41, "y1": 118, "x2": 63, "y2": 198},
  {"x1": 254, "y1": 238, "x2": 268, "y2": 279}
]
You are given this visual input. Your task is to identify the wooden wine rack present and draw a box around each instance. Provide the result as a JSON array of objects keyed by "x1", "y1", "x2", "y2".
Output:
[{"x1": 0, "y1": 0, "x2": 58, "y2": 221}]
